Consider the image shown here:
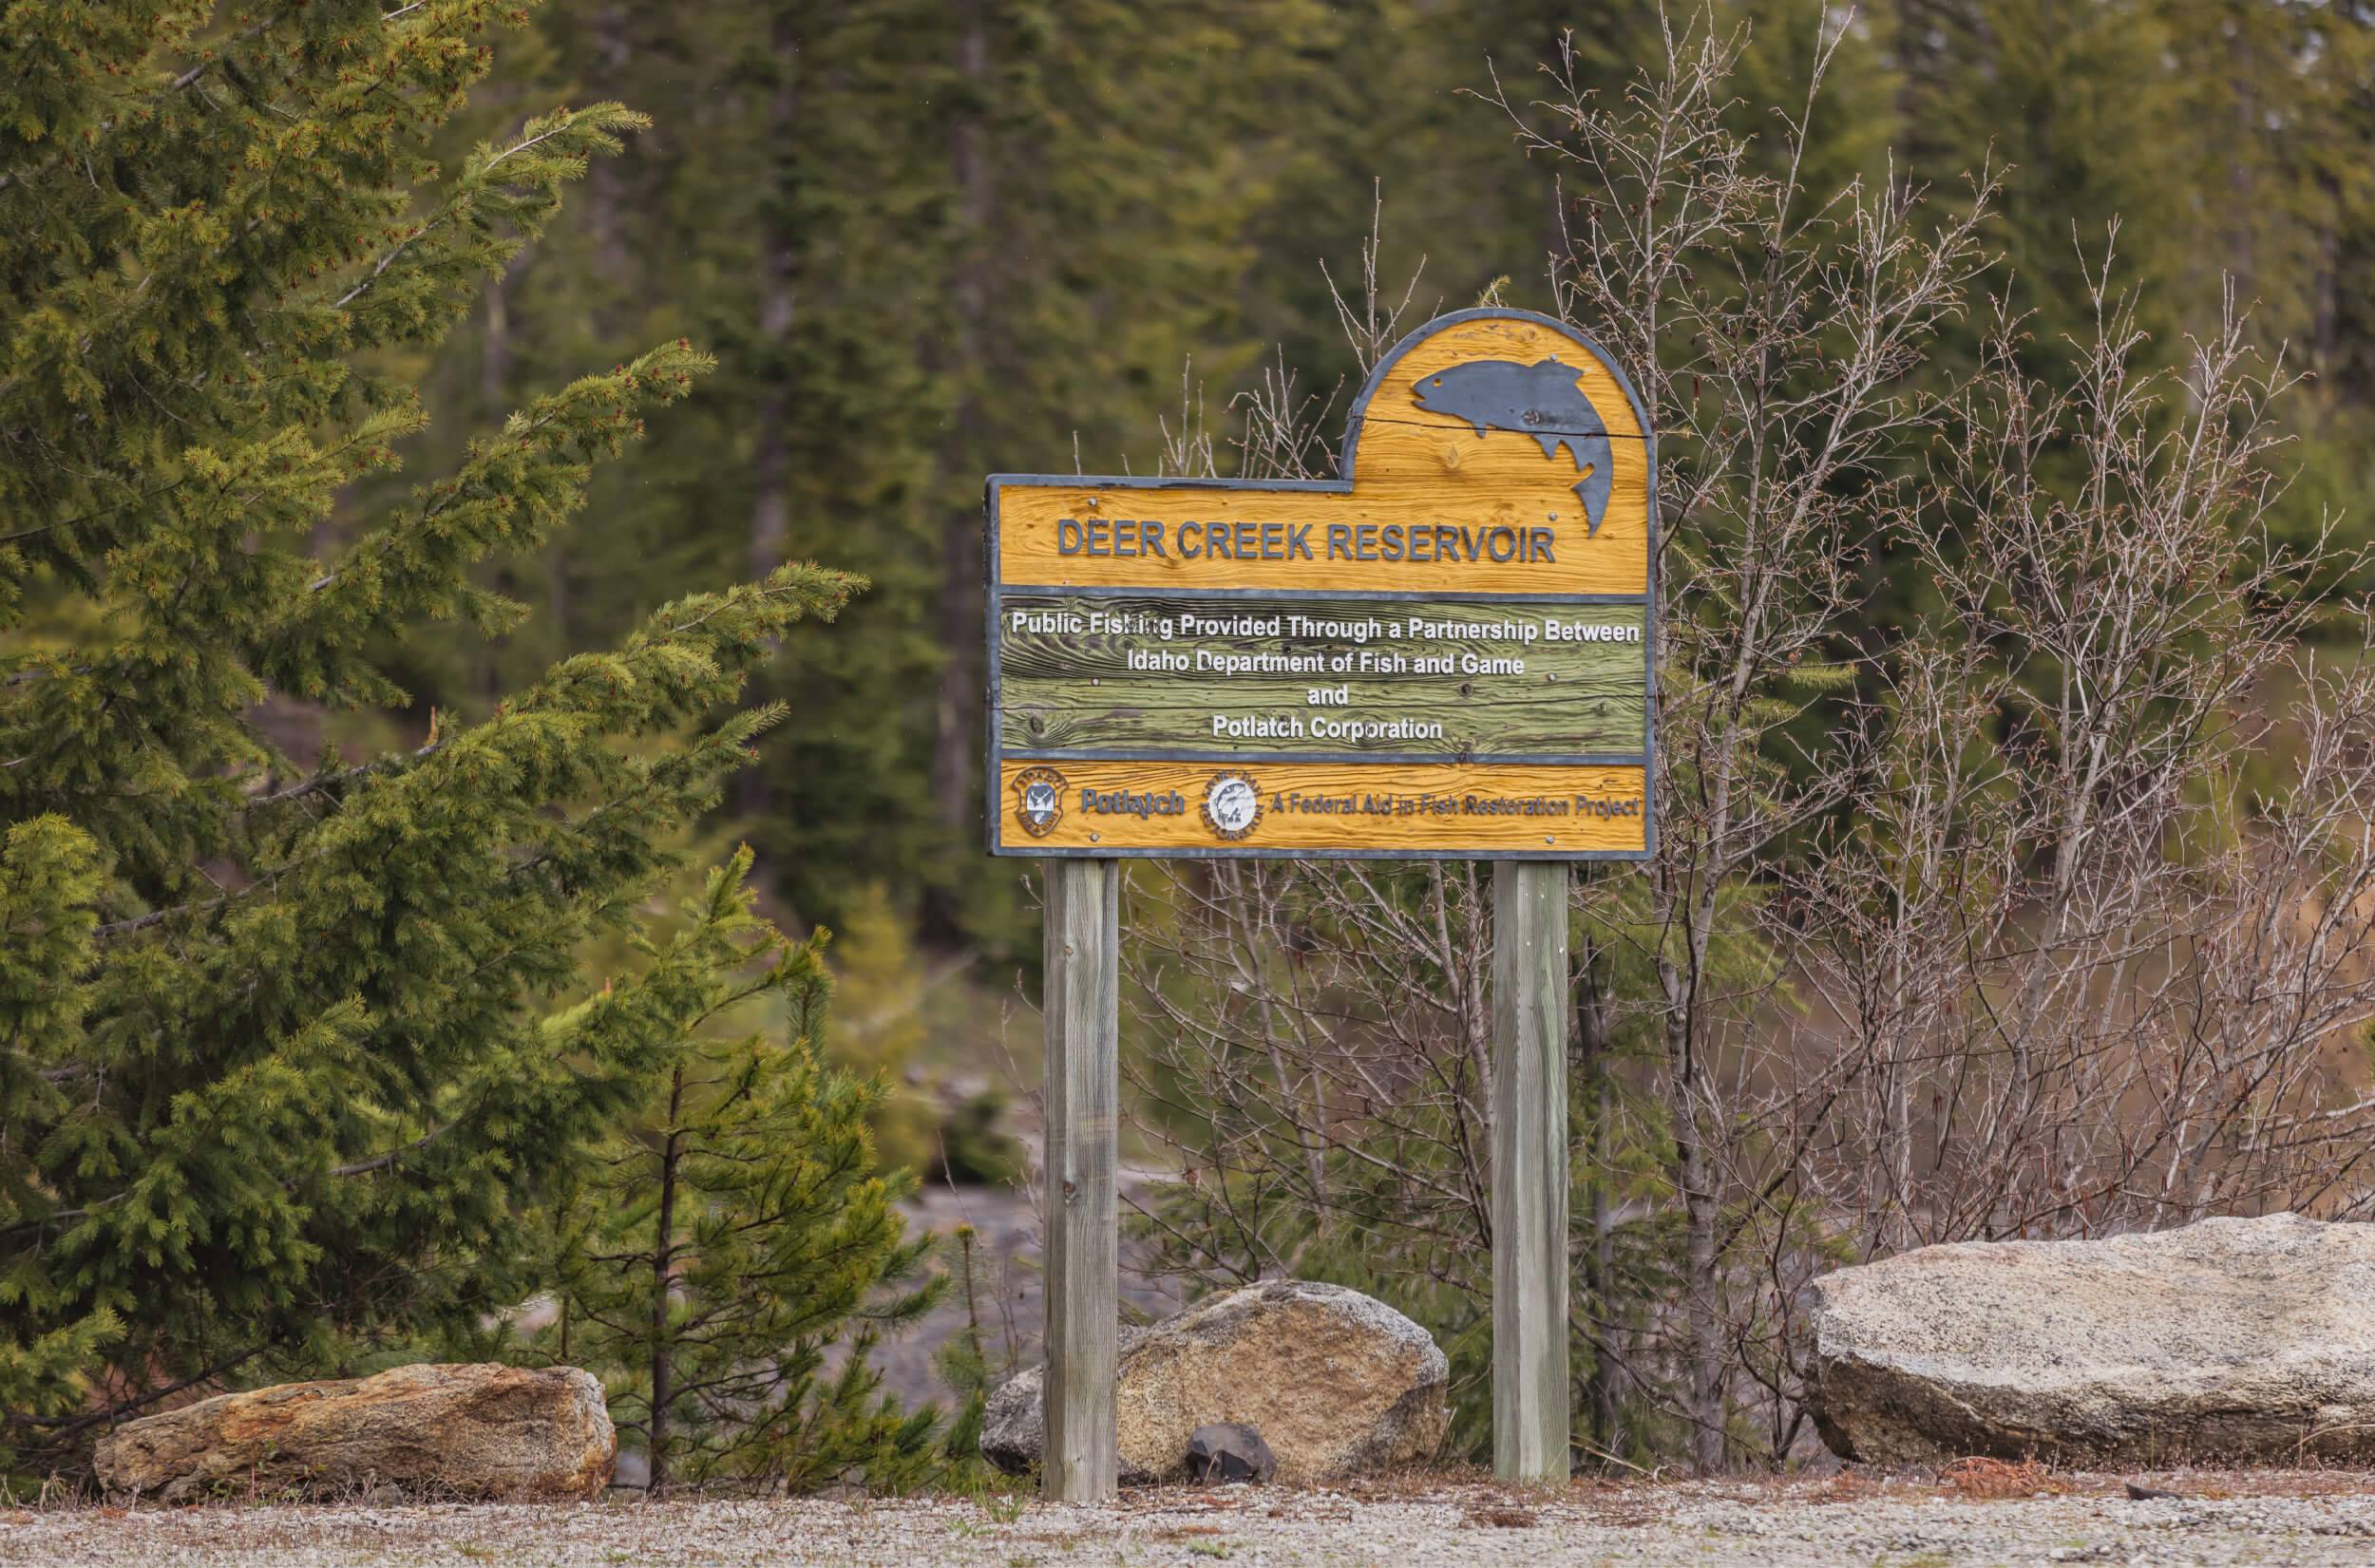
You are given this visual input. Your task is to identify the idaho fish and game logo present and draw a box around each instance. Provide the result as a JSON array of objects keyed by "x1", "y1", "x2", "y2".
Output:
[
  {"x1": 1412, "y1": 356, "x2": 1615, "y2": 536},
  {"x1": 1201, "y1": 771, "x2": 1263, "y2": 841},
  {"x1": 1014, "y1": 765, "x2": 1068, "y2": 839}
]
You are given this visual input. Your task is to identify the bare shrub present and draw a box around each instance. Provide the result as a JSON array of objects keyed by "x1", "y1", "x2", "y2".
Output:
[{"x1": 1120, "y1": 9, "x2": 2375, "y2": 1475}]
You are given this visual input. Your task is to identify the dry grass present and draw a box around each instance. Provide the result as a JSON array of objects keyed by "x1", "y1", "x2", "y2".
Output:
[
  {"x1": 1940, "y1": 1457, "x2": 2063, "y2": 1499},
  {"x1": 1804, "y1": 1469, "x2": 1879, "y2": 1504}
]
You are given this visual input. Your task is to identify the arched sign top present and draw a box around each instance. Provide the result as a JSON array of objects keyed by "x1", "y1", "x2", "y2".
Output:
[
  {"x1": 1339, "y1": 307, "x2": 1653, "y2": 475},
  {"x1": 990, "y1": 309, "x2": 1653, "y2": 599},
  {"x1": 983, "y1": 306, "x2": 1657, "y2": 860}
]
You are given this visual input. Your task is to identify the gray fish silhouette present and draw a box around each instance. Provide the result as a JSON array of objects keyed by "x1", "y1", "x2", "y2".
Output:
[{"x1": 1411, "y1": 357, "x2": 1615, "y2": 536}]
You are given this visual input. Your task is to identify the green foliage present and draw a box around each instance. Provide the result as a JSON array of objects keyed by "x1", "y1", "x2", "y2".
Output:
[
  {"x1": 0, "y1": 0, "x2": 859, "y2": 1479},
  {"x1": 826, "y1": 883, "x2": 1024, "y2": 1185},
  {"x1": 537, "y1": 850, "x2": 945, "y2": 1493},
  {"x1": 927, "y1": 1222, "x2": 996, "y2": 1476},
  {"x1": 14, "y1": 0, "x2": 2375, "y2": 1489},
  {"x1": 826, "y1": 883, "x2": 936, "y2": 1178},
  {"x1": 931, "y1": 1088, "x2": 1026, "y2": 1188},
  {"x1": 1124, "y1": 852, "x2": 1778, "y2": 1469},
  {"x1": 327, "y1": 0, "x2": 2375, "y2": 972},
  {"x1": 381, "y1": 0, "x2": 1360, "y2": 952}
]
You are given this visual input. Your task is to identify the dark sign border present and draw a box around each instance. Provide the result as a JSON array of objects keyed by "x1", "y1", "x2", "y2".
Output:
[{"x1": 983, "y1": 307, "x2": 1658, "y2": 860}]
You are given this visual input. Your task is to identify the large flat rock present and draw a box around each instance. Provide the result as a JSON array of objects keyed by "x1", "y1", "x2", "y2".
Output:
[
  {"x1": 94, "y1": 1363, "x2": 615, "y2": 1502},
  {"x1": 1810, "y1": 1214, "x2": 2375, "y2": 1464},
  {"x1": 983, "y1": 1278, "x2": 1449, "y2": 1483}
]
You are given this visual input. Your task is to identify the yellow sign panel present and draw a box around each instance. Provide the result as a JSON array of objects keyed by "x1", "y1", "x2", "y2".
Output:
[
  {"x1": 998, "y1": 761, "x2": 1647, "y2": 856},
  {"x1": 985, "y1": 309, "x2": 1656, "y2": 860}
]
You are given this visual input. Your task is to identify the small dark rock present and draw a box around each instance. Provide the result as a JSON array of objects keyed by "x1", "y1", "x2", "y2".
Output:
[
  {"x1": 2124, "y1": 1482, "x2": 2185, "y2": 1501},
  {"x1": 1186, "y1": 1422, "x2": 1277, "y2": 1484}
]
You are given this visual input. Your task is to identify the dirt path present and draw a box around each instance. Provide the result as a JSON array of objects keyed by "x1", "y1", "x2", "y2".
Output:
[{"x1": 9, "y1": 1473, "x2": 2375, "y2": 1566}]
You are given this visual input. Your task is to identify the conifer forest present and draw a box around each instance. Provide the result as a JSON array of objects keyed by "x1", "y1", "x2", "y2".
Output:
[{"x1": 10, "y1": 0, "x2": 2375, "y2": 1491}]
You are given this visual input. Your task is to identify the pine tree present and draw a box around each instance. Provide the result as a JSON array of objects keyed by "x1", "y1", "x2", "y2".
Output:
[
  {"x1": 2158, "y1": 0, "x2": 2375, "y2": 571},
  {"x1": 1896, "y1": 0, "x2": 2193, "y2": 374},
  {"x1": 0, "y1": 0, "x2": 855, "y2": 1476},
  {"x1": 539, "y1": 849, "x2": 942, "y2": 1493},
  {"x1": 404, "y1": 0, "x2": 1320, "y2": 952}
]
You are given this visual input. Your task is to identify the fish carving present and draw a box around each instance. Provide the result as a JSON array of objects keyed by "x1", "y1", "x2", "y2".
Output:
[{"x1": 1410, "y1": 357, "x2": 1615, "y2": 536}]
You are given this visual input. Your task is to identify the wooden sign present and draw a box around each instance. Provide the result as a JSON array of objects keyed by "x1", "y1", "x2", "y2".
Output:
[{"x1": 986, "y1": 308, "x2": 1655, "y2": 859}]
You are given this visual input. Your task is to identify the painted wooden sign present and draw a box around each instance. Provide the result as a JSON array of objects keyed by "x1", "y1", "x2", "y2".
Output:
[{"x1": 985, "y1": 308, "x2": 1655, "y2": 859}]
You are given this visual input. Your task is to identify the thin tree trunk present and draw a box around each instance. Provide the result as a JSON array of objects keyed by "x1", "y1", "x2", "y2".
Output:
[
  {"x1": 2312, "y1": 172, "x2": 2341, "y2": 380},
  {"x1": 750, "y1": 9, "x2": 800, "y2": 583},
  {"x1": 481, "y1": 271, "x2": 511, "y2": 409},
  {"x1": 1656, "y1": 494, "x2": 1776, "y2": 1474},
  {"x1": 1670, "y1": 1045, "x2": 1724, "y2": 1473},
  {"x1": 588, "y1": 4, "x2": 632, "y2": 287},
  {"x1": 2226, "y1": 26, "x2": 2256, "y2": 309},
  {"x1": 739, "y1": 8, "x2": 801, "y2": 827},
  {"x1": 1659, "y1": 852, "x2": 1734, "y2": 1473},
  {"x1": 1576, "y1": 938, "x2": 1620, "y2": 1459},
  {"x1": 648, "y1": 1065, "x2": 685, "y2": 1491},
  {"x1": 1590, "y1": 1065, "x2": 1619, "y2": 1453},
  {"x1": 1673, "y1": 838, "x2": 1738, "y2": 1474},
  {"x1": 922, "y1": 0, "x2": 992, "y2": 937}
]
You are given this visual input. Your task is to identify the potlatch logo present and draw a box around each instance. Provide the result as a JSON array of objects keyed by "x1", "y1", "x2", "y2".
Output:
[
  {"x1": 1201, "y1": 771, "x2": 1262, "y2": 841},
  {"x1": 1014, "y1": 765, "x2": 1068, "y2": 838}
]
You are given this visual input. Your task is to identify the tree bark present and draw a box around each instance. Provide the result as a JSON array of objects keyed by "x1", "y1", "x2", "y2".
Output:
[
  {"x1": 1674, "y1": 1086, "x2": 1724, "y2": 1473},
  {"x1": 749, "y1": 10, "x2": 800, "y2": 585},
  {"x1": 1576, "y1": 936, "x2": 1621, "y2": 1459},
  {"x1": 922, "y1": 0, "x2": 993, "y2": 938},
  {"x1": 738, "y1": 8, "x2": 801, "y2": 827},
  {"x1": 648, "y1": 1065, "x2": 685, "y2": 1491},
  {"x1": 588, "y1": 3, "x2": 632, "y2": 288},
  {"x1": 481, "y1": 270, "x2": 510, "y2": 409}
]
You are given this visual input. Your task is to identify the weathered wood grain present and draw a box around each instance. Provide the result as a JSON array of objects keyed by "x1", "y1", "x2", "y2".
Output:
[
  {"x1": 1492, "y1": 860, "x2": 1572, "y2": 1482},
  {"x1": 1001, "y1": 686, "x2": 1644, "y2": 756},
  {"x1": 997, "y1": 594, "x2": 1646, "y2": 757},
  {"x1": 994, "y1": 760, "x2": 1647, "y2": 855},
  {"x1": 1041, "y1": 860, "x2": 1120, "y2": 1502},
  {"x1": 995, "y1": 316, "x2": 1652, "y2": 596}
]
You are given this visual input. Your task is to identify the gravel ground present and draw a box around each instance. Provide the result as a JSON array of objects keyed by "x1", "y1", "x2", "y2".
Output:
[{"x1": 9, "y1": 1473, "x2": 2375, "y2": 1566}]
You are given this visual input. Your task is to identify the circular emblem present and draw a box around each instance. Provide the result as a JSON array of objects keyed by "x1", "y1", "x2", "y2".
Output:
[
  {"x1": 1201, "y1": 771, "x2": 1262, "y2": 841},
  {"x1": 1014, "y1": 765, "x2": 1068, "y2": 839}
]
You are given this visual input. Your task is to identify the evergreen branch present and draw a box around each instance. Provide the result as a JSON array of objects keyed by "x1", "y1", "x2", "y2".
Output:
[
  {"x1": 0, "y1": 15, "x2": 281, "y2": 198},
  {"x1": 0, "y1": 9, "x2": 588, "y2": 433},
  {"x1": 328, "y1": 1123, "x2": 452, "y2": 1178},
  {"x1": 5, "y1": 1344, "x2": 271, "y2": 1438},
  {"x1": 240, "y1": 737, "x2": 449, "y2": 814},
  {"x1": 332, "y1": 110, "x2": 625, "y2": 312},
  {"x1": 286, "y1": 342, "x2": 711, "y2": 652},
  {"x1": 0, "y1": 1198, "x2": 108, "y2": 1238},
  {"x1": 88, "y1": 903, "x2": 211, "y2": 940},
  {"x1": 2, "y1": 664, "x2": 90, "y2": 688}
]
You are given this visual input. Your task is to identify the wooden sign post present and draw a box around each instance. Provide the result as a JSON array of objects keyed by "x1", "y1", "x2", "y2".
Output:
[{"x1": 987, "y1": 309, "x2": 1655, "y2": 1494}]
